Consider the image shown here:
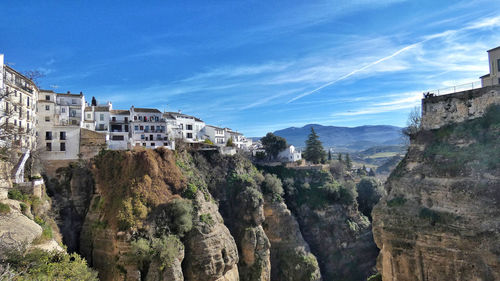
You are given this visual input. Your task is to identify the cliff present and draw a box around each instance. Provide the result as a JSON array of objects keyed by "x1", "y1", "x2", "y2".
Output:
[
  {"x1": 372, "y1": 104, "x2": 500, "y2": 281},
  {"x1": 261, "y1": 165, "x2": 379, "y2": 281}
]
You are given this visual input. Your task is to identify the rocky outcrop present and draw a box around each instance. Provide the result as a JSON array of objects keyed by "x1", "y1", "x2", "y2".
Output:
[
  {"x1": 263, "y1": 195, "x2": 321, "y2": 281},
  {"x1": 0, "y1": 199, "x2": 42, "y2": 256},
  {"x1": 373, "y1": 104, "x2": 500, "y2": 281},
  {"x1": 183, "y1": 192, "x2": 239, "y2": 281}
]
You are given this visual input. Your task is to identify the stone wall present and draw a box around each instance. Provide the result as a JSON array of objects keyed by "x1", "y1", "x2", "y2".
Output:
[
  {"x1": 421, "y1": 85, "x2": 500, "y2": 130},
  {"x1": 79, "y1": 128, "x2": 106, "y2": 159}
]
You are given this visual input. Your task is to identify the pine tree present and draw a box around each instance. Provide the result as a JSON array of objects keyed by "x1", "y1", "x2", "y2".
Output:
[
  {"x1": 303, "y1": 128, "x2": 326, "y2": 164},
  {"x1": 345, "y1": 153, "x2": 352, "y2": 169},
  {"x1": 338, "y1": 153, "x2": 342, "y2": 162},
  {"x1": 328, "y1": 150, "x2": 332, "y2": 161}
]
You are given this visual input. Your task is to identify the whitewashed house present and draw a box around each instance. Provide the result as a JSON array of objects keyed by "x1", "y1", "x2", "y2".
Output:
[
  {"x1": 108, "y1": 109, "x2": 130, "y2": 150},
  {"x1": 84, "y1": 103, "x2": 111, "y2": 143},
  {"x1": 203, "y1": 125, "x2": 226, "y2": 145},
  {"x1": 37, "y1": 90, "x2": 84, "y2": 160},
  {"x1": 163, "y1": 111, "x2": 205, "y2": 142},
  {"x1": 278, "y1": 145, "x2": 302, "y2": 162},
  {"x1": 130, "y1": 106, "x2": 172, "y2": 149}
]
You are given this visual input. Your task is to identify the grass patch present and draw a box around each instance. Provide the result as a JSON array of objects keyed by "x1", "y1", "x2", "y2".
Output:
[
  {"x1": 0, "y1": 202, "x2": 11, "y2": 214},
  {"x1": 199, "y1": 213, "x2": 215, "y2": 226},
  {"x1": 33, "y1": 216, "x2": 53, "y2": 244},
  {"x1": 418, "y1": 207, "x2": 455, "y2": 225}
]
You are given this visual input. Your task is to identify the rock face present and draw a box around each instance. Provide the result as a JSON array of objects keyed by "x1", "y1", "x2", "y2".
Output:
[
  {"x1": 373, "y1": 104, "x2": 500, "y2": 281},
  {"x1": 262, "y1": 195, "x2": 321, "y2": 281},
  {"x1": 191, "y1": 152, "x2": 271, "y2": 281},
  {"x1": 183, "y1": 192, "x2": 239, "y2": 281},
  {"x1": 0, "y1": 199, "x2": 42, "y2": 257}
]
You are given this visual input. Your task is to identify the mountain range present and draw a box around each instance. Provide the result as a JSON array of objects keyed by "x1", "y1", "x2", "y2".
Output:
[{"x1": 271, "y1": 124, "x2": 404, "y2": 152}]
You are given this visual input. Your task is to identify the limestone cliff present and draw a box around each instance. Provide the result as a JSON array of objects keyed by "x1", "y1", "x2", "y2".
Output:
[
  {"x1": 372, "y1": 104, "x2": 500, "y2": 281},
  {"x1": 79, "y1": 148, "x2": 239, "y2": 281},
  {"x1": 261, "y1": 165, "x2": 379, "y2": 281},
  {"x1": 262, "y1": 195, "x2": 321, "y2": 281}
]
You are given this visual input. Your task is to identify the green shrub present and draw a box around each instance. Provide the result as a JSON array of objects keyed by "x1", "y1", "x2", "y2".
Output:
[
  {"x1": 199, "y1": 213, "x2": 215, "y2": 226},
  {"x1": 262, "y1": 173, "x2": 284, "y2": 199},
  {"x1": 183, "y1": 183, "x2": 198, "y2": 199},
  {"x1": 20, "y1": 202, "x2": 28, "y2": 214},
  {"x1": 367, "y1": 272, "x2": 382, "y2": 281},
  {"x1": 166, "y1": 198, "x2": 193, "y2": 237},
  {"x1": 130, "y1": 235, "x2": 184, "y2": 273},
  {"x1": 33, "y1": 216, "x2": 53, "y2": 243},
  {"x1": 0, "y1": 202, "x2": 11, "y2": 214},
  {"x1": 387, "y1": 197, "x2": 406, "y2": 207},
  {"x1": 5, "y1": 249, "x2": 97, "y2": 280},
  {"x1": 8, "y1": 189, "x2": 28, "y2": 201},
  {"x1": 338, "y1": 182, "x2": 358, "y2": 205}
]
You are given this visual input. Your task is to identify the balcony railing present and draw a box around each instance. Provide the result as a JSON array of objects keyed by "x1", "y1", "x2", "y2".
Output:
[{"x1": 425, "y1": 80, "x2": 481, "y2": 97}]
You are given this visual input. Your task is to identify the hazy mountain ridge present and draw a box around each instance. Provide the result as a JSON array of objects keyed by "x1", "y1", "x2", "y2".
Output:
[{"x1": 272, "y1": 124, "x2": 404, "y2": 151}]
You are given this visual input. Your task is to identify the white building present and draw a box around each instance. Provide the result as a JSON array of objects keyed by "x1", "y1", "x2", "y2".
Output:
[
  {"x1": 480, "y1": 46, "x2": 500, "y2": 87},
  {"x1": 37, "y1": 90, "x2": 84, "y2": 160},
  {"x1": 0, "y1": 57, "x2": 38, "y2": 151},
  {"x1": 108, "y1": 109, "x2": 130, "y2": 150},
  {"x1": 130, "y1": 106, "x2": 172, "y2": 149},
  {"x1": 278, "y1": 145, "x2": 302, "y2": 162},
  {"x1": 225, "y1": 129, "x2": 252, "y2": 150},
  {"x1": 203, "y1": 125, "x2": 226, "y2": 145},
  {"x1": 163, "y1": 111, "x2": 205, "y2": 142}
]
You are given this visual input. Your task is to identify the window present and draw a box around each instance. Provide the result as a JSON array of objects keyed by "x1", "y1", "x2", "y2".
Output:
[
  {"x1": 60, "y1": 143, "x2": 66, "y2": 151},
  {"x1": 498, "y1": 59, "x2": 500, "y2": 72},
  {"x1": 100, "y1": 114, "x2": 104, "y2": 121},
  {"x1": 134, "y1": 116, "x2": 137, "y2": 120},
  {"x1": 71, "y1": 120, "x2": 77, "y2": 125},
  {"x1": 46, "y1": 131, "x2": 52, "y2": 140},
  {"x1": 72, "y1": 99, "x2": 77, "y2": 104},
  {"x1": 151, "y1": 142, "x2": 155, "y2": 147},
  {"x1": 112, "y1": 135, "x2": 124, "y2": 141},
  {"x1": 112, "y1": 117, "x2": 116, "y2": 122},
  {"x1": 157, "y1": 134, "x2": 161, "y2": 140},
  {"x1": 187, "y1": 124, "x2": 193, "y2": 130},
  {"x1": 87, "y1": 113, "x2": 91, "y2": 119},
  {"x1": 70, "y1": 110, "x2": 76, "y2": 117},
  {"x1": 45, "y1": 116, "x2": 50, "y2": 122},
  {"x1": 140, "y1": 125, "x2": 144, "y2": 130},
  {"x1": 60, "y1": 131, "x2": 66, "y2": 140},
  {"x1": 62, "y1": 108, "x2": 66, "y2": 113},
  {"x1": 125, "y1": 125, "x2": 129, "y2": 132},
  {"x1": 46, "y1": 143, "x2": 52, "y2": 151},
  {"x1": 99, "y1": 124, "x2": 105, "y2": 130},
  {"x1": 134, "y1": 125, "x2": 139, "y2": 131},
  {"x1": 45, "y1": 95, "x2": 50, "y2": 101},
  {"x1": 124, "y1": 117, "x2": 128, "y2": 122},
  {"x1": 186, "y1": 133, "x2": 193, "y2": 139},
  {"x1": 164, "y1": 142, "x2": 169, "y2": 146},
  {"x1": 27, "y1": 97, "x2": 30, "y2": 106},
  {"x1": 141, "y1": 134, "x2": 145, "y2": 140},
  {"x1": 142, "y1": 143, "x2": 146, "y2": 146},
  {"x1": 45, "y1": 105, "x2": 50, "y2": 111}
]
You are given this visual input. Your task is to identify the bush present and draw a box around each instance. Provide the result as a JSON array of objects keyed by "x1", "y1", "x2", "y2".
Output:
[
  {"x1": 338, "y1": 182, "x2": 358, "y2": 205},
  {"x1": 20, "y1": 202, "x2": 28, "y2": 214},
  {"x1": 367, "y1": 273, "x2": 382, "y2": 281},
  {"x1": 166, "y1": 198, "x2": 193, "y2": 237},
  {"x1": 262, "y1": 173, "x2": 284, "y2": 198},
  {"x1": 199, "y1": 213, "x2": 215, "y2": 226},
  {"x1": 8, "y1": 189, "x2": 28, "y2": 201},
  {"x1": 183, "y1": 183, "x2": 198, "y2": 199},
  {"x1": 33, "y1": 216, "x2": 53, "y2": 243},
  {"x1": 130, "y1": 235, "x2": 184, "y2": 273},
  {"x1": 0, "y1": 202, "x2": 11, "y2": 214},
  {"x1": 5, "y1": 249, "x2": 97, "y2": 280}
]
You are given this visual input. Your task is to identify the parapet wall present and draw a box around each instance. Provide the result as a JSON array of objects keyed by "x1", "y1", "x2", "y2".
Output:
[{"x1": 421, "y1": 85, "x2": 500, "y2": 130}]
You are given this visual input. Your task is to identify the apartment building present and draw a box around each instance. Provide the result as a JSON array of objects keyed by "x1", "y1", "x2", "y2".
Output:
[
  {"x1": 37, "y1": 90, "x2": 85, "y2": 160},
  {"x1": 0, "y1": 55, "x2": 38, "y2": 151},
  {"x1": 204, "y1": 125, "x2": 226, "y2": 145},
  {"x1": 130, "y1": 106, "x2": 172, "y2": 149}
]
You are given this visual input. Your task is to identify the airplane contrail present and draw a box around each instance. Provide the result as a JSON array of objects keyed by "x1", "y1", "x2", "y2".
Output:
[{"x1": 287, "y1": 42, "x2": 421, "y2": 103}]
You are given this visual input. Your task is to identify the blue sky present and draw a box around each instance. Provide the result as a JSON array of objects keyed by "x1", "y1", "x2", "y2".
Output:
[{"x1": 1, "y1": 0, "x2": 500, "y2": 136}]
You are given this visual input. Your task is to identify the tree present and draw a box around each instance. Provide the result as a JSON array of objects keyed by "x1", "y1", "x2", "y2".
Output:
[
  {"x1": 345, "y1": 153, "x2": 352, "y2": 169},
  {"x1": 91, "y1": 96, "x2": 97, "y2": 106},
  {"x1": 402, "y1": 106, "x2": 421, "y2": 138},
  {"x1": 368, "y1": 168, "x2": 376, "y2": 177},
  {"x1": 261, "y1": 132, "x2": 287, "y2": 160},
  {"x1": 337, "y1": 153, "x2": 342, "y2": 162},
  {"x1": 328, "y1": 150, "x2": 332, "y2": 161},
  {"x1": 303, "y1": 128, "x2": 326, "y2": 164}
]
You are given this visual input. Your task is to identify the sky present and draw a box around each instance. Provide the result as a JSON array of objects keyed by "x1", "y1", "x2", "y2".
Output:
[{"x1": 1, "y1": 0, "x2": 500, "y2": 136}]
